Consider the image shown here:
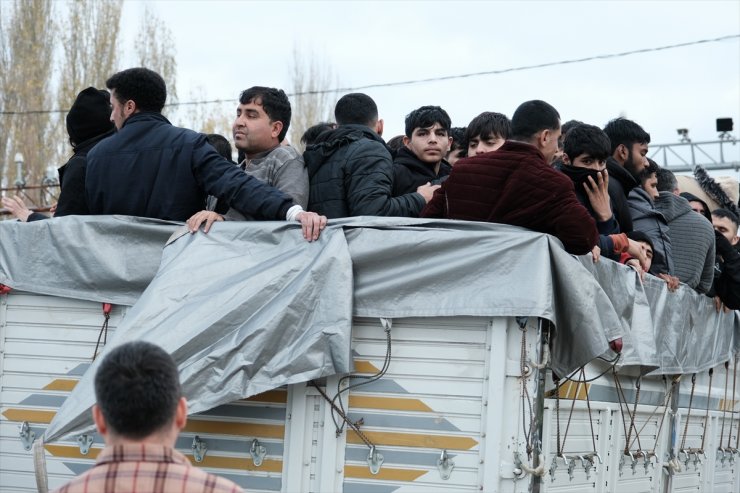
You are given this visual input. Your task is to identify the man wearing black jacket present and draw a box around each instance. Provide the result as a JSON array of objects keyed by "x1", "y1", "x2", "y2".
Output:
[
  {"x1": 305, "y1": 93, "x2": 437, "y2": 218},
  {"x1": 603, "y1": 117, "x2": 651, "y2": 233},
  {"x1": 711, "y1": 208, "x2": 740, "y2": 309},
  {"x1": 392, "y1": 105, "x2": 452, "y2": 196}
]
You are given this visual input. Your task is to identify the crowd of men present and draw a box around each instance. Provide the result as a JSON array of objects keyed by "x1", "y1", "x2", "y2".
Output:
[
  {"x1": 3, "y1": 66, "x2": 738, "y2": 309},
  {"x1": 1, "y1": 66, "x2": 737, "y2": 491}
]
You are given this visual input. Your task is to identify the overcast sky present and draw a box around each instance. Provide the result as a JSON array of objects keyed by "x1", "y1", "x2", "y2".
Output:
[{"x1": 116, "y1": 0, "x2": 739, "y2": 172}]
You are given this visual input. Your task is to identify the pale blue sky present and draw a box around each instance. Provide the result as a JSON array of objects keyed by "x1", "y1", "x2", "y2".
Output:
[{"x1": 117, "y1": 0, "x2": 739, "y2": 166}]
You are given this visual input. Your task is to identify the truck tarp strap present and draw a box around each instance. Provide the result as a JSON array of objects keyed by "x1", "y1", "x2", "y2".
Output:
[{"x1": 33, "y1": 437, "x2": 48, "y2": 493}]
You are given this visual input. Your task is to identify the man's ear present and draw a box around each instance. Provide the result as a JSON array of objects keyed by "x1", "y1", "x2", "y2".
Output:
[
  {"x1": 271, "y1": 121, "x2": 284, "y2": 140},
  {"x1": 174, "y1": 397, "x2": 188, "y2": 431},
  {"x1": 124, "y1": 99, "x2": 137, "y2": 116},
  {"x1": 402, "y1": 135, "x2": 410, "y2": 147},
  {"x1": 537, "y1": 129, "x2": 550, "y2": 149},
  {"x1": 375, "y1": 119, "x2": 384, "y2": 137},
  {"x1": 562, "y1": 153, "x2": 571, "y2": 165},
  {"x1": 616, "y1": 143, "x2": 628, "y2": 162},
  {"x1": 92, "y1": 404, "x2": 108, "y2": 436},
  {"x1": 731, "y1": 235, "x2": 739, "y2": 246}
]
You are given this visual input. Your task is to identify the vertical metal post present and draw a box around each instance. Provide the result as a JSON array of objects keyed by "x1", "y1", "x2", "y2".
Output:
[
  {"x1": 663, "y1": 377, "x2": 681, "y2": 493},
  {"x1": 530, "y1": 319, "x2": 550, "y2": 493}
]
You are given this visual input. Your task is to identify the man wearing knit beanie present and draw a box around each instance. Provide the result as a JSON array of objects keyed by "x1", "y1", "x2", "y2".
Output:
[{"x1": 1, "y1": 87, "x2": 115, "y2": 221}]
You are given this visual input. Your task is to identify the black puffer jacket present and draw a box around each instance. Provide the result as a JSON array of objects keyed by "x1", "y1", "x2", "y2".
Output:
[
  {"x1": 606, "y1": 157, "x2": 638, "y2": 233},
  {"x1": 392, "y1": 146, "x2": 451, "y2": 196},
  {"x1": 305, "y1": 124, "x2": 425, "y2": 218}
]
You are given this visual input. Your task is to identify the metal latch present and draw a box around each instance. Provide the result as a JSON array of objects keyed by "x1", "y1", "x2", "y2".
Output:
[
  {"x1": 250, "y1": 438, "x2": 266, "y2": 467},
  {"x1": 192, "y1": 436, "x2": 207, "y2": 462},
  {"x1": 367, "y1": 445, "x2": 384, "y2": 474},
  {"x1": 437, "y1": 449, "x2": 455, "y2": 480},
  {"x1": 77, "y1": 434, "x2": 93, "y2": 455},
  {"x1": 19, "y1": 421, "x2": 35, "y2": 451}
]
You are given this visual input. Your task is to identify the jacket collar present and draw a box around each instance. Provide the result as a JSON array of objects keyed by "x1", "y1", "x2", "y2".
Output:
[{"x1": 120, "y1": 111, "x2": 171, "y2": 130}]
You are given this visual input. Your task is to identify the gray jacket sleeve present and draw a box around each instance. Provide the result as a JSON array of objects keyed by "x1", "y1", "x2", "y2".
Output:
[
  {"x1": 272, "y1": 155, "x2": 309, "y2": 209},
  {"x1": 698, "y1": 235, "x2": 716, "y2": 294}
]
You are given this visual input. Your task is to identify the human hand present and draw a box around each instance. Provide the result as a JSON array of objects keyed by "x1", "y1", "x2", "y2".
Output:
[
  {"x1": 49, "y1": 202, "x2": 57, "y2": 216},
  {"x1": 657, "y1": 273, "x2": 680, "y2": 292},
  {"x1": 583, "y1": 170, "x2": 611, "y2": 222},
  {"x1": 1, "y1": 195, "x2": 33, "y2": 222},
  {"x1": 186, "y1": 210, "x2": 223, "y2": 233},
  {"x1": 591, "y1": 245, "x2": 601, "y2": 263},
  {"x1": 713, "y1": 296, "x2": 731, "y2": 314},
  {"x1": 625, "y1": 258, "x2": 645, "y2": 282},
  {"x1": 626, "y1": 238, "x2": 648, "y2": 270},
  {"x1": 296, "y1": 211, "x2": 327, "y2": 242},
  {"x1": 416, "y1": 182, "x2": 441, "y2": 203}
]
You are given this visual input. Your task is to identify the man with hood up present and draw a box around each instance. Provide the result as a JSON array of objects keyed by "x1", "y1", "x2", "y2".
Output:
[
  {"x1": 2, "y1": 87, "x2": 115, "y2": 221},
  {"x1": 305, "y1": 93, "x2": 438, "y2": 218}
]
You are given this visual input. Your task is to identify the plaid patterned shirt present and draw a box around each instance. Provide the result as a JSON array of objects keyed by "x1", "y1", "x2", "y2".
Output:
[{"x1": 53, "y1": 443, "x2": 243, "y2": 493}]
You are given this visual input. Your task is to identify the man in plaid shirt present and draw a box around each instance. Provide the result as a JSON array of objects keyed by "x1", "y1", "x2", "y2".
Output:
[{"x1": 54, "y1": 341, "x2": 243, "y2": 493}]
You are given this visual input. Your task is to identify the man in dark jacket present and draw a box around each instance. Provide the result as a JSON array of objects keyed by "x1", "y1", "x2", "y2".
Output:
[
  {"x1": 392, "y1": 105, "x2": 452, "y2": 196},
  {"x1": 2, "y1": 87, "x2": 115, "y2": 221},
  {"x1": 305, "y1": 93, "x2": 438, "y2": 218},
  {"x1": 603, "y1": 117, "x2": 651, "y2": 233},
  {"x1": 85, "y1": 68, "x2": 325, "y2": 240},
  {"x1": 422, "y1": 100, "x2": 598, "y2": 255},
  {"x1": 710, "y1": 208, "x2": 740, "y2": 309}
]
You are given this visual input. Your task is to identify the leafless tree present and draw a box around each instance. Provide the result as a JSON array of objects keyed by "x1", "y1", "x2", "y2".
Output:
[
  {"x1": 288, "y1": 46, "x2": 338, "y2": 151},
  {"x1": 135, "y1": 5, "x2": 177, "y2": 106}
]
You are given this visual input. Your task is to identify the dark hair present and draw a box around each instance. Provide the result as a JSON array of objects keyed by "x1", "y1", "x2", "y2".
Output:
[
  {"x1": 626, "y1": 230, "x2": 654, "y2": 253},
  {"x1": 206, "y1": 134, "x2": 234, "y2": 163},
  {"x1": 94, "y1": 341, "x2": 181, "y2": 439},
  {"x1": 335, "y1": 93, "x2": 378, "y2": 126},
  {"x1": 464, "y1": 112, "x2": 511, "y2": 143},
  {"x1": 681, "y1": 192, "x2": 712, "y2": 221},
  {"x1": 449, "y1": 127, "x2": 467, "y2": 152},
  {"x1": 510, "y1": 100, "x2": 560, "y2": 141},
  {"x1": 603, "y1": 117, "x2": 651, "y2": 154},
  {"x1": 640, "y1": 158, "x2": 659, "y2": 183},
  {"x1": 106, "y1": 67, "x2": 167, "y2": 112},
  {"x1": 386, "y1": 134, "x2": 405, "y2": 152},
  {"x1": 239, "y1": 86, "x2": 292, "y2": 141},
  {"x1": 560, "y1": 120, "x2": 585, "y2": 149},
  {"x1": 563, "y1": 124, "x2": 611, "y2": 162},
  {"x1": 301, "y1": 122, "x2": 336, "y2": 146},
  {"x1": 404, "y1": 105, "x2": 451, "y2": 138},
  {"x1": 712, "y1": 207, "x2": 739, "y2": 228},
  {"x1": 655, "y1": 167, "x2": 678, "y2": 192}
]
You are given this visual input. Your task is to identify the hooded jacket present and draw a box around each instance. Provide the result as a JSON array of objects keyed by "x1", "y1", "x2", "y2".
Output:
[
  {"x1": 421, "y1": 141, "x2": 598, "y2": 255},
  {"x1": 304, "y1": 124, "x2": 425, "y2": 218},
  {"x1": 654, "y1": 191, "x2": 715, "y2": 292},
  {"x1": 628, "y1": 187, "x2": 673, "y2": 275},
  {"x1": 392, "y1": 146, "x2": 451, "y2": 196},
  {"x1": 606, "y1": 157, "x2": 638, "y2": 233},
  {"x1": 711, "y1": 230, "x2": 740, "y2": 309},
  {"x1": 85, "y1": 112, "x2": 293, "y2": 221}
]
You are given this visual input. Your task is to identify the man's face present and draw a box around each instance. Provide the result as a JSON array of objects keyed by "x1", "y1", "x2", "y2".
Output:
[
  {"x1": 541, "y1": 126, "x2": 562, "y2": 164},
  {"x1": 109, "y1": 90, "x2": 127, "y2": 130},
  {"x1": 642, "y1": 173, "x2": 659, "y2": 200},
  {"x1": 571, "y1": 154, "x2": 607, "y2": 171},
  {"x1": 689, "y1": 200, "x2": 708, "y2": 216},
  {"x1": 232, "y1": 99, "x2": 280, "y2": 157},
  {"x1": 468, "y1": 133, "x2": 505, "y2": 157},
  {"x1": 447, "y1": 147, "x2": 464, "y2": 166},
  {"x1": 640, "y1": 241, "x2": 654, "y2": 272},
  {"x1": 403, "y1": 123, "x2": 451, "y2": 164},
  {"x1": 625, "y1": 142, "x2": 649, "y2": 178},
  {"x1": 712, "y1": 215, "x2": 739, "y2": 245}
]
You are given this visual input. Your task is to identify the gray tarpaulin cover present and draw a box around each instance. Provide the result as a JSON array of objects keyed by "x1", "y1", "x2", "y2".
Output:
[{"x1": 0, "y1": 216, "x2": 737, "y2": 442}]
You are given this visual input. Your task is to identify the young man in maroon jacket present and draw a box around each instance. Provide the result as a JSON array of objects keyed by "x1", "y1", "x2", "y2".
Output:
[{"x1": 421, "y1": 100, "x2": 598, "y2": 255}]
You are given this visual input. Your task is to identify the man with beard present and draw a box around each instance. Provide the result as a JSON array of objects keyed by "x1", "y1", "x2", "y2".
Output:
[
  {"x1": 392, "y1": 105, "x2": 453, "y2": 196},
  {"x1": 603, "y1": 117, "x2": 651, "y2": 232}
]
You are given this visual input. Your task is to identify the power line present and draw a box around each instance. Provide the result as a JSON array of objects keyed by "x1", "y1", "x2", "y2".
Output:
[{"x1": 1, "y1": 33, "x2": 738, "y2": 116}]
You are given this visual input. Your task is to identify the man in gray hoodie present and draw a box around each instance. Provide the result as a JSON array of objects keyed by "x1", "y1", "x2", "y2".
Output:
[{"x1": 653, "y1": 168, "x2": 715, "y2": 293}]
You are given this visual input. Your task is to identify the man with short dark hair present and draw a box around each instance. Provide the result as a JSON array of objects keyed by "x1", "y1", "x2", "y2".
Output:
[
  {"x1": 53, "y1": 341, "x2": 242, "y2": 493},
  {"x1": 464, "y1": 111, "x2": 511, "y2": 157},
  {"x1": 603, "y1": 117, "x2": 651, "y2": 232},
  {"x1": 85, "y1": 68, "x2": 325, "y2": 241},
  {"x1": 392, "y1": 105, "x2": 452, "y2": 196},
  {"x1": 422, "y1": 100, "x2": 598, "y2": 255},
  {"x1": 187, "y1": 87, "x2": 309, "y2": 230},
  {"x1": 654, "y1": 168, "x2": 715, "y2": 292},
  {"x1": 305, "y1": 93, "x2": 437, "y2": 218}
]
